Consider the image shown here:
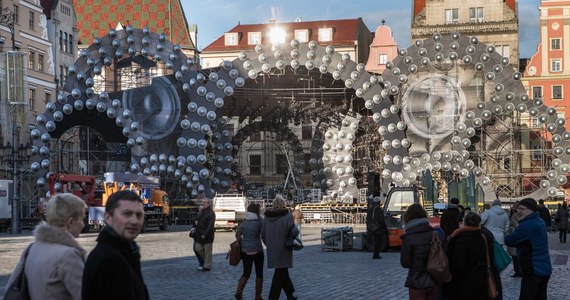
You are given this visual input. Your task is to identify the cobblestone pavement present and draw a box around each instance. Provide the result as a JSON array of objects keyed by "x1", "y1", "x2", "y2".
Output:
[{"x1": 1, "y1": 225, "x2": 569, "y2": 299}]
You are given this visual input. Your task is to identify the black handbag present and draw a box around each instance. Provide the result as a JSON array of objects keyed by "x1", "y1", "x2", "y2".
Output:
[
  {"x1": 285, "y1": 225, "x2": 303, "y2": 251},
  {"x1": 4, "y1": 244, "x2": 33, "y2": 300}
]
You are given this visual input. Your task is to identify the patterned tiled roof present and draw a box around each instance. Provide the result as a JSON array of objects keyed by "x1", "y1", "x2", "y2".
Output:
[{"x1": 72, "y1": 0, "x2": 195, "y2": 49}]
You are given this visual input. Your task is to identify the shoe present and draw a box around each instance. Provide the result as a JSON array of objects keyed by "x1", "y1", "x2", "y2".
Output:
[
  {"x1": 202, "y1": 268, "x2": 211, "y2": 272},
  {"x1": 372, "y1": 255, "x2": 382, "y2": 259},
  {"x1": 197, "y1": 266, "x2": 203, "y2": 271}
]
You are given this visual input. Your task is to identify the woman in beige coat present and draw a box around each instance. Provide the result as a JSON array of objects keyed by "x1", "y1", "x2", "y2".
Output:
[{"x1": 6, "y1": 193, "x2": 87, "y2": 300}]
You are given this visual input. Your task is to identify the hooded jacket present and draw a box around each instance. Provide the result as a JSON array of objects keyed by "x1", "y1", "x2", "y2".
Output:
[
  {"x1": 237, "y1": 212, "x2": 263, "y2": 253},
  {"x1": 400, "y1": 218, "x2": 437, "y2": 289},
  {"x1": 82, "y1": 227, "x2": 149, "y2": 300},
  {"x1": 481, "y1": 205, "x2": 510, "y2": 245},
  {"x1": 505, "y1": 211, "x2": 552, "y2": 277},
  {"x1": 7, "y1": 222, "x2": 86, "y2": 300},
  {"x1": 262, "y1": 209, "x2": 298, "y2": 269}
]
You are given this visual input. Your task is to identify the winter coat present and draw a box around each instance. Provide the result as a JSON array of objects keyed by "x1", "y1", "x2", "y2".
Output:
[
  {"x1": 538, "y1": 205, "x2": 552, "y2": 227},
  {"x1": 481, "y1": 205, "x2": 510, "y2": 245},
  {"x1": 195, "y1": 205, "x2": 216, "y2": 244},
  {"x1": 555, "y1": 206, "x2": 569, "y2": 230},
  {"x1": 400, "y1": 218, "x2": 437, "y2": 289},
  {"x1": 445, "y1": 227, "x2": 489, "y2": 300},
  {"x1": 262, "y1": 209, "x2": 298, "y2": 269},
  {"x1": 505, "y1": 212, "x2": 552, "y2": 277},
  {"x1": 439, "y1": 206, "x2": 460, "y2": 238},
  {"x1": 237, "y1": 212, "x2": 263, "y2": 253},
  {"x1": 6, "y1": 223, "x2": 86, "y2": 300},
  {"x1": 366, "y1": 204, "x2": 387, "y2": 236},
  {"x1": 82, "y1": 227, "x2": 149, "y2": 300}
]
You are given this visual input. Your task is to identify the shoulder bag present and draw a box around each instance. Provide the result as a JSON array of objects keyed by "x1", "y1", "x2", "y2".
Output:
[
  {"x1": 4, "y1": 243, "x2": 33, "y2": 300},
  {"x1": 493, "y1": 239, "x2": 512, "y2": 272},
  {"x1": 481, "y1": 234, "x2": 500, "y2": 299},
  {"x1": 226, "y1": 239, "x2": 241, "y2": 266},
  {"x1": 426, "y1": 231, "x2": 452, "y2": 284}
]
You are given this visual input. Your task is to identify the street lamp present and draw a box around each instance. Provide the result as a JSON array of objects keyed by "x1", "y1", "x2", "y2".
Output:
[{"x1": 1, "y1": 6, "x2": 27, "y2": 234}]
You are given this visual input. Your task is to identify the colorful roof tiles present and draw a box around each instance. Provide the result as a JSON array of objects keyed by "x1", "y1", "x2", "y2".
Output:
[{"x1": 72, "y1": 0, "x2": 194, "y2": 49}]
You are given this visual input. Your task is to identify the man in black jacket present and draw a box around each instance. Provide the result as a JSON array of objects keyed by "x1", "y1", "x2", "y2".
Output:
[
  {"x1": 367, "y1": 196, "x2": 387, "y2": 259},
  {"x1": 194, "y1": 198, "x2": 216, "y2": 271},
  {"x1": 82, "y1": 190, "x2": 149, "y2": 300}
]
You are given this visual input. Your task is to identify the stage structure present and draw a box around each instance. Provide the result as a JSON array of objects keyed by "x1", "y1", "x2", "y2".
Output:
[{"x1": 28, "y1": 27, "x2": 569, "y2": 202}]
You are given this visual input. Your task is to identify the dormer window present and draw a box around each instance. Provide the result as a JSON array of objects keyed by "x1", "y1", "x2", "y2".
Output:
[
  {"x1": 225, "y1": 33, "x2": 239, "y2": 46},
  {"x1": 248, "y1": 32, "x2": 261, "y2": 45},
  {"x1": 318, "y1": 28, "x2": 333, "y2": 42},
  {"x1": 295, "y1": 29, "x2": 309, "y2": 43}
]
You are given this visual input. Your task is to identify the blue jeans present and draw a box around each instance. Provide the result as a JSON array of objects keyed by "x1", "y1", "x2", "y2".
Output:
[{"x1": 295, "y1": 224, "x2": 302, "y2": 241}]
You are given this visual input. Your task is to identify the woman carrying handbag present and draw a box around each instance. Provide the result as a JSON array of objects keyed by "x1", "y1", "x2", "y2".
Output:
[{"x1": 234, "y1": 203, "x2": 264, "y2": 300}]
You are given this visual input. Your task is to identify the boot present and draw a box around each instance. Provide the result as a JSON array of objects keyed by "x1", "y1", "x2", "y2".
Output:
[
  {"x1": 235, "y1": 277, "x2": 248, "y2": 300},
  {"x1": 255, "y1": 278, "x2": 264, "y2": 300}
]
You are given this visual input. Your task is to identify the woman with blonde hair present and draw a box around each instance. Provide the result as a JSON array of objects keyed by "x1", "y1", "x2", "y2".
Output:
[
  {"x1": 6, "y1": 193, "x2": 87, "y2": 300},
  {"x1": 262, "y1": 195, "x2": 299, "y2": 300}
]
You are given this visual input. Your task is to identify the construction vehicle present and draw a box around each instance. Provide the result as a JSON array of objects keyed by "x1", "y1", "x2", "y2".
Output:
[
  {"x1": 47, "y1": 173, "x2": 105, "y2": 232},
  {"x1": 103, "y1": 172, "x2": 170, "y2": 232},
  {"x1": 213, "y1": 193, "x2": 247, "y2": 230},
  {"x1": 382, "y1": 186, "x2": 442, "y2": 247}
]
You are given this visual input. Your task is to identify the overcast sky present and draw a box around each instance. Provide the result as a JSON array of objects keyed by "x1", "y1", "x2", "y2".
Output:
[{"x1": 184, "y1": 0, "x2": 541, "y2": 58}]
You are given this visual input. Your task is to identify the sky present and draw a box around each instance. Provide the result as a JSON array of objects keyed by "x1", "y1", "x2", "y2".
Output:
[{"x1": 184, "y1": 0, "x2": 541, "y2": 58}]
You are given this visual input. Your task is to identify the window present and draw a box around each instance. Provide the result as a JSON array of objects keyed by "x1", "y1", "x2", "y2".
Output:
[
  {"x1": 532, "y1": 86, "x2": 543, "y2": 99},
  {"x1": 502, "y1": 158, "x2": 510, "y2": 170},
  {"x1": 551, "y1": 59, "x2": 562, "y2": 72},
  {"x1": 469, "y1": 7, "x2": 484, "y2": 23},
  {"x1": 532, "y1": 144, "x2": 542, "y2": 160},
  {"x1": 496, "y1": 45, "x2": 510, "y2": 58},
  {"x1": 64, "y1": 33, "x2": 68, "y2": 53},
  {"x1": 28, "y1": 51, "x2": 35, "y2": 69},
  {"x1": 551, "y1": 38, "x2": 561, "y2": 50},
  {"x1": 302, "y1": 121, "x2": 312, "y2": 140},
  {"x1": 69, "y1": 34, "x2": 74, "y2": 54},
  {"x1": 553, "y1": 86, "x2": 562, "y2": 99},
  {"x1": 13, "y1": 5, "x2": 19, "y2": 24},
  {"x1": 318, "y1": 28, "x2": 333, "y2": 42},
  {"x1": 248, "y1": 32, "x2": 261, "y2": 45},
  {"x1": 60, "y1": 5, "x2": 71, "y2": 16},
  {"x1": 45, "y1": 93, "x2": 51, "y2": 104},
  {"x1": 29, "y1": 89, "x2": 36, "y2": 110},
  {"x1": 37, "y1": 54, "x2": 44, "y2": 71},
  {"x1": 531, "y1": 117, "x2": 541, "y2": 128},
  {"x1": 379, "y1": 54, "x2": 388, "y2": 65},
  {"x1": 295, "y1": 30, "x2": 309, "y2": 43},
  {"x1": 59, "y1": 30, "x2": 64, "y2": 51},
  {"x1": 224, "y1": 33, "x2": 238, "y2": 46},
  {"x1": 276, "y1": 154, "x2": 288, "y2": 174},
  {"x1": 249, "y1": 155, "x2": 261, "y2": 175},
  {"x1": 445, "y1": 9, "x2": 459, "y2": 24},
  {"x1": 29, "y1": 11, "x2": 34, "y2": 29},
  {"x1": 249, "y1": 131, "x2": 261, "y2": 141}
]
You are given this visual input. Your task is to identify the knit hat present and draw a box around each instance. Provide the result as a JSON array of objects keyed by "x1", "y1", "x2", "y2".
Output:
[
  {"x1": 373, "y1": 196, "x2": 381, "y2": 203},
  {"x1": 518, "y1": 198, "x2": 538, "y2": 211},
  {"x1": 492, "y1": 199, "x2": 502, "y2": 206}
]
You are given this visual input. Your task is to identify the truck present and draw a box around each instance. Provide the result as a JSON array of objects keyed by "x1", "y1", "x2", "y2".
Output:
[
  {"x1": 103, "y1": 172, "x2": 170, "y2": 232},
  {"x1": 213, "y1": 193, "x2": 247, "y2": 231},
  {"x1": 382, "y1": 186, "x2": 443, "y2": 248},
  {"x1": 47, "y1": 173, "x2": 106, "y2": 232}
]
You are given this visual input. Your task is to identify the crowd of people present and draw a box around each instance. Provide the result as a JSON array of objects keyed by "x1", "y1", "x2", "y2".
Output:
[{"x1": 5, "y1": 190, "x2": 567, "y2": 300}]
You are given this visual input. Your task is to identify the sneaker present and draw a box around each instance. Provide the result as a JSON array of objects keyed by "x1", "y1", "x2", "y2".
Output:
[
  {"x1": 202, "y1": 268, "x2": 211, "y2": 272},
  {"x1": 372, "y1": 255, "x2": 382, "y2": 259},
  {"x1": 197, "y1": 266, "x2": 203, "y2": 271}
]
